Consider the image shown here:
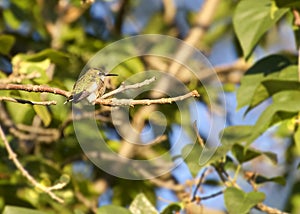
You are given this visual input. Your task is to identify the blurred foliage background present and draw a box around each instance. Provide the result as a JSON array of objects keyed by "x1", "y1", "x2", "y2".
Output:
[{"x1": 0, "y1": 0, "x2": 300, "y2": 214}]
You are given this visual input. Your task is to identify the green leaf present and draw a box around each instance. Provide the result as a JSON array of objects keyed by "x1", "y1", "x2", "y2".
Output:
[
  {"x1": 247, "y1": 66, "x2": 299, "y2": 112},
  {"x1": 129, "y1": 193, "x2": 158, "y2": 214},
  {"x1": 3, "y1": 10, "x2": 22, "y2": 30},
  {"x1": 182, "y1": 144, "x2": 204, "y2": 176},
  {"x1": 182, "y1": 126, "x2": 252, "y2": 176},
  {"x1": 224, "y1": 187, "x2": 265, "y2": 214},
  {"x1": 277, "y1": 65, "x2": 299, "y2": 81},
  {"x1": 221, "y1": 125, "x2": 253, "y2": 145},
  {"x1": 233, "y1": 0, "x2": 289, "y2": 59},
  {"x1": 276, "y1": 119, "x2": 295, "y2": 137},
  {"x1": 274, "y1": 0, "x2": 300, "y2": 8},
  {"x1": 262, "y1": 151, "x2": 278, "y2": 164},
  {"x1": 294, "y1": 125, "x2": 300, "y2": 155},
  {"x1": 255, "y1": 175, "x2": 286, "y2": 185},
  {"x1": 21, "y1": 92, "x2": 52, "y2": 127},
  {"x1": 237, "y1": 55, "x2": 290, "y2": 110},
  {"x1": 232, "y1": 144, "x2": 277, "y2": 164},
  {"x1": 232, "y1": 144, "x2": 261, "y2": 163},
  {"x1": 12, "y1": 55, "x2": 51, "y2": 84},
  {"x1": 160, "y1": 203, "x2": 182, "y2": 214},
  {"x1": 19, "y1": 92, "x2": 52, "y2": 126},
  {"x1": 97, "y1": 205, "x2": 132, "y2": 214},
  {"x1": 0, "y1": 35, "x2": 15, "y2": 55},
  {"x1": 246, "y1": 91, "x2": 300, "y2": 145},
  {"x1": 3, "y1": 206, "x2": 48, "y2": 214},
  {"x1": 6, "y1": 100, "x2": 35, "y2": 124},
  {"x1": 22, "y1": 49, "x2": 69, "y2": 65}
]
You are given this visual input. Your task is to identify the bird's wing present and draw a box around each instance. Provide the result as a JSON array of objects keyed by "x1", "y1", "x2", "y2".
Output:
[{"x1": 71, "y1": 90, "x2": 90, "y2": 103}]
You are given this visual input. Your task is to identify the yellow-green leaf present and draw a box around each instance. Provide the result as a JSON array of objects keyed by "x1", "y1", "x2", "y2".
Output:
[{"x1": 0, "y1": 35, "x2": 15, "y2": 55}]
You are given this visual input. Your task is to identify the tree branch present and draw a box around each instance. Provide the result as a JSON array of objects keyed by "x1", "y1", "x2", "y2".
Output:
[
  {"x1": 101, "y1": 76, "x2": 156, "y2": 99},
  {"x1": 0, "y1": 83, "x2": 70, "y2": 97},
  {"x1": 0, "y1": 103, "x2": 60, "y2": 143},
  {"x1": 96, "y1": 90, "x2": 200, "y2": 106},
  {"x1": 0, "y1": 72, "x2": 41, "y2": 84},
  {"x1": 0, "y1": 96, "x2": 57, "y2": 105}
]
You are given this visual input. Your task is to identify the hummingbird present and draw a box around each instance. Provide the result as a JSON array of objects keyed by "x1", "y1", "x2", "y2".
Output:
[{"x1": 65, "y1": 67, "x2": 117, "y2": 104}]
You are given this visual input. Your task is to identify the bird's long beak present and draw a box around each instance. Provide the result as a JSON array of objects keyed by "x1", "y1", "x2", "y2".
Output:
[{"x1": 105, "y1": 73, "x2": 118, "y2": 76}]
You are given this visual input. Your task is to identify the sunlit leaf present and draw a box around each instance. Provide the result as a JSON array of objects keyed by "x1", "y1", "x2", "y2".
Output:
[
  {"x1": 3, "y1": 10, "x2": 21, "y2": 30},
  {"x1": 3, "y1": 206, "x2": 48, "y2": 214},
  {"x1": 182, "y1": 126, "x2": 252, "y2": 176},
  {"x1": 237, "y1": 55, "x2": 290, "y2": 110},
  {"x1": 23, "y1": 49, "x2": 69, "y2": 65},
  {"x1": 294, "y1": 126, "x2": 300, "y2": 155},
  {"x1": 247, "y1": 66, "x2": 299, "y2": 112},
  {"x1": 129, "y1": 193, "x2": 158, "y2": 214},
  {"x1": 6, "y1": 100, "x2": 35, "y2": 124},
  {"x1": 224, "y1": 187, "x2": 265, "y2": 214},
  {"x1": 58, "y1": 174, "x2": 71, "y2": 184},
  {"x1": 246, "y1": 91, "x2": 300, "y2": 145},
  {"x1": 34, "y1": 104, "x2": 52, "y2": 127},
  {"x1": 276, "y1": 119, "x2": 295, "y2": 137},
  {"x1": 18, "y1": 92, "x2": 52, "y2": 126},
  {"x1": 233, "y1": 0, "x2": 289, "y2": 59},
  {"x1": 0, "y1": 35, "x2": 15, "y2": 55},
  {"x1": 12, "y1": 55, "x2": 51, "y2": 84},
  {"x1": 97, "y1": 205, "x2": 132, "y2": 214},
  {"x1": 160, "y1": 203, "x2": 182, "y2": 214}
]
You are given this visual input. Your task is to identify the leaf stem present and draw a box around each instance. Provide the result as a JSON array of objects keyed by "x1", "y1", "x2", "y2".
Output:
[{"x1": 233, "y1": 164, "x2": 241, "y2": 182}]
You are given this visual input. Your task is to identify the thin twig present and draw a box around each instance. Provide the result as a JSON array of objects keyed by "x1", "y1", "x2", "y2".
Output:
[
  {"x1": 191, "y1": 168, "x2": 209, "y2": 201},
  {"x1": 0, "y1": 125, "x2": 65, "y2": 203},
  {"x1": 256, "y1": 203, "x2": 289, "y2": 214},
  {"x1": 200, "y1": 190, "x2": 223, "y2": 201},
  {"x1": 143, "y1": 135, "x2": 167, "y2": 146},
  {"x1": 75, "y1": 191, "x2": 98, "y2": 214},
  {"x1": 96, "y1": 90, "x2": 199, "y2": 106},
  {"x1": 293, "y1": 9, "x2": 300, "y2": 27},
  {"x1": 193, "y1": 121, "x2": 205, "y2": 148},
  {"x1": 0, "y1": 104, "x2": 60, "y2": 143},
  {"x1": 0, "y1": 83, "x2": 70, "y2": 97},
  {"x1": 137, "y1": 167, "x2": 185, "y2": 192},
  {"x1": 101, "y1": 76, "x2": 156, "y2": 99},
  {"x1": 0, "y1": 96, "x2": 56, "y2": 105},
  {"x1": 0, "y1": 73, "x2": 41, "y2": 84},
  {"x1": 16, "y1": 124, "x2": 58, "y2": 135}
]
